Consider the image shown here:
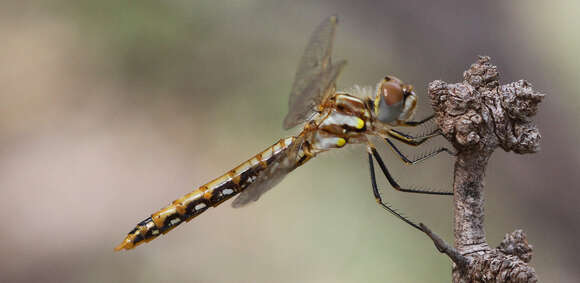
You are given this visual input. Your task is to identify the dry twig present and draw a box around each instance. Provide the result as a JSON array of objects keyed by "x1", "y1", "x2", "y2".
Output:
[{"x1": 421, "y1": 56, "x2": 544, "y2": 282}]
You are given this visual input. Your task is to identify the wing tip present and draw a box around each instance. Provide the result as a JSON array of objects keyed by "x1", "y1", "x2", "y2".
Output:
[
  {"x1": 231, "y1": 196, "x2": 246, "y2": 208},
  {"x1": 282, "y1": 118, "x2": 293, "y2": 130}
]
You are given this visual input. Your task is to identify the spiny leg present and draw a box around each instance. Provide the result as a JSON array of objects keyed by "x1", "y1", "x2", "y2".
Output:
[
  {"x1": 384, "y1": 138, "x2": 455, "y2": 165},
  {"x1": 399, "y1": 114, "x2": 434, "y2": 127},
  {"x1": 368, "y1": 152, "x2": 422, "y2": 231},
  {"x1": 369, "y1": 146, "x2": 452, "y2": 196},
  {"x1": 387, "y1": 128, "x2": 441, "y2": 147}
]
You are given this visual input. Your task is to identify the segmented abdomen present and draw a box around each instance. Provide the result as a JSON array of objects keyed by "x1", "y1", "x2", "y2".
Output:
[{"x1": 115, "y1": 137, "x2": 295, "y2": 251}]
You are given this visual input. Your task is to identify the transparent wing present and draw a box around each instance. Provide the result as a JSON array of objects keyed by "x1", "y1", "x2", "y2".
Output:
[
  {"x1": 283, "y1": 15, "x2": 346, "y2": 129},
  {"x1": 283, "y1": 60, "x2": 346, "y2": 129},
  {"x1": 231, "y1": 137, "x2": 303, "y2": 208}
]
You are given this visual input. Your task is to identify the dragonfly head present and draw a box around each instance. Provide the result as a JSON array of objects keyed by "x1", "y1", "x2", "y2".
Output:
[{"x1": 373, "y1": 76, "x2": 417, "y2": 125}]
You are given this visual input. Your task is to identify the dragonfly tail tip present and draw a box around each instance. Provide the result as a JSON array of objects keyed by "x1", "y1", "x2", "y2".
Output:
[{"x1": 114, "y1": 238, "x2": 132, "y2": 251}]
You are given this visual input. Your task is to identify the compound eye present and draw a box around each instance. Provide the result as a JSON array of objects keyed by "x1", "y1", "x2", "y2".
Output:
[{"x1": 381, "y1": 81, "x2": 404, "y2": 106}]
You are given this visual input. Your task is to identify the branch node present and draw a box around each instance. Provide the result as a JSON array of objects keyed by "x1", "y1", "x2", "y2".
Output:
[
  {"x1": 426, "y1": 56, "x2": 544, "y2": 282},
  {"x1": 498, "y1": 229, "x2": 534, "y2": 263},
  {"x1": 428, "y1": 55, "x2": 545, "y2": 154}
]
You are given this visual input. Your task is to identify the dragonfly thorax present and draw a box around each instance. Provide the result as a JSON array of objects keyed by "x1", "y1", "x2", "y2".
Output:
[{"x1": 304, "y1": 93, "x2": 372, "y2": 154}]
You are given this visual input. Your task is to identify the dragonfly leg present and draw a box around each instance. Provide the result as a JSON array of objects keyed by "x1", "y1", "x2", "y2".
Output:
[
  {"x1": 387, "y1": 128, "x2": 441, "y2": 146},
  {"x1": 384, "y1": 138, "x2": 455, "y2": 165},
  {"x1": 368, "y1": 146, "x2": 453, "y2": 196},
  {"x1": 399, "y1": 114, "x2": 435, "y2": 127},
  {"x1": 368, "y1": 152, "x2": 422, "y2": 231}
]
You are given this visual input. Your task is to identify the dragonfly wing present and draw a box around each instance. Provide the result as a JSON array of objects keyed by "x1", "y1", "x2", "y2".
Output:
[
  {"x1": 283, "y1": 15, "x2": 346, "y2": 129},
  {"x1": 283, "y1": 60, "x2": 346, "y2": 129},
  {"x1": 231, "y1": 138, "x2": 303, "y2": 208}
]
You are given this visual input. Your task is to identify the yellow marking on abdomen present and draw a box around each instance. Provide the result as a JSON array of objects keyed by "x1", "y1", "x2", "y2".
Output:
[
  {"x1": 151, "y1": 206, "x2": 178, "y2": 227},
  {"x1": 205, "y1": 173, "x2": 233, "y2": 192},
  {"x1": 115, "y1": 137, "x2": 295, "y2": 251}
]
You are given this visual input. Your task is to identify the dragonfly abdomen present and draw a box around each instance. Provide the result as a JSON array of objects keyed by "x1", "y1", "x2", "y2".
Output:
[{"x1": 115, "y1": 137, "x2": 295, "y2": 251}]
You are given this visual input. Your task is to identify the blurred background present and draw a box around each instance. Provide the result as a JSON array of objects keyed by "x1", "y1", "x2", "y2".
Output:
[{"x1": 1, "y1": 0, "x2": 578, "y2": 282}]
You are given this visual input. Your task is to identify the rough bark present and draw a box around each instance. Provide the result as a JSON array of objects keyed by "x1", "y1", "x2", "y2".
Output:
[{"x1": 421, "y1": 56, "x2": 544, "y2": 282}]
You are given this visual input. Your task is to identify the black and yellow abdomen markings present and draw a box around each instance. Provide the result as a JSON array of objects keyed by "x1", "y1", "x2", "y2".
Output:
[{"x1": 115, "y1": 137, "x2": 294, "y2": 251}]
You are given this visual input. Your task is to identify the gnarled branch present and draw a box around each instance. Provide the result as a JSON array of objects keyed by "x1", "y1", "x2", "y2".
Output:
[{"x1": 421, "y1": 56, "x2": 544, "y2": 282}]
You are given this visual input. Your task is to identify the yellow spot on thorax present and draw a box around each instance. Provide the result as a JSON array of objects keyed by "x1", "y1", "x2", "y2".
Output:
[
  {"x1": 355, "y1": 118, "x2": 365, "y2": 129},
  {"x1": 336, "y1": 138, "x2": 346, "y2": 147}
]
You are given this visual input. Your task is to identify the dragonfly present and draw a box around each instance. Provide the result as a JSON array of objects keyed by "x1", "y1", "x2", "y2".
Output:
[{"x1": 115, "y1": 15, "x2": 452, "y2": 251}]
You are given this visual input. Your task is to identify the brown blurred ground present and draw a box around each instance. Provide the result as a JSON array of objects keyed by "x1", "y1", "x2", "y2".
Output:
[{"x1": 0, "y1": 1, "x2": 578, "y2": 282}]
